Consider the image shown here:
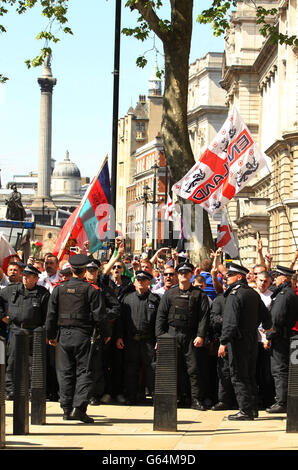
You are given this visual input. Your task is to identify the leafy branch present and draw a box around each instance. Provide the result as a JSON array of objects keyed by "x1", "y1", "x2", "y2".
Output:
[
  {"x1": 0, "y1": 0, "x2": 73, "y2": 81},
  {"x1": 197, "y1": 1, "x2": 298, "y2": 46}
]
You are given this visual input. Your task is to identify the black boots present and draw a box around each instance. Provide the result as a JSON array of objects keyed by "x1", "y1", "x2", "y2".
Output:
[
  {"x1": 70, "y1": 407, "x2": 94, "y2": 423},
  {"x1": 191, "y1": 399, "x2": 207, "y2": 411},
  {"x1": 227, "y1": 409, "x2": 254, "y2": 421},
  {"x1": 266, "y1": 402, "x2": 287, "y2": 413},
  {"x1": 211, "y1": 402, "x2": 231, "y2": 411}
]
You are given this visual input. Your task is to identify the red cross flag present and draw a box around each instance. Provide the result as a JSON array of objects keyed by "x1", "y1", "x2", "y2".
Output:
[
  {"x1": 172, "y1": 107, "x2": 267, "y2": 216},
  {"x1": 216, "y1": 208, "x2": 239, "y2": 259},
  {"x1": 164, "y1": 194, "x2": 174, "y2": 221}
]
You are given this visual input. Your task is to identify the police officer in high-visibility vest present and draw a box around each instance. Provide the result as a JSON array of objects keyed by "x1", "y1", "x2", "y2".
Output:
[
  {"x1": 0, "y1": 264, "x2": 50, "y2": 399},
  {"x1": 218, "y1": 263, "x2": 272, "y2": 421},
  {"x1": 155, "y1": 261, "x2": 210, "y2": 411},
  {"x1": 264, "y1": 265, "x2": 298, "y2": 414},
  {"x1": 46, "y1": 254, "x2": 107, "y2": 423}
]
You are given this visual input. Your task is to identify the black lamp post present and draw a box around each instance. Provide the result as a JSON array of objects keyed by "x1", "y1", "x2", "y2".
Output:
[
  {"x1": 142, "y1": 184, "x2": 150, "y2": 250},
  {"x1": 110, "y1": 0, "x2": 121, "y2": 242},
  {"x1": 151, "y1": 163, "x2": 159, "y2": 253}
]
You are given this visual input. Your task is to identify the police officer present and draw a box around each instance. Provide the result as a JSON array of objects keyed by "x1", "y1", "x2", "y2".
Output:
[
  {"x1": 218, "y1": 263, "x2": 272, "y2": 420},
  {"x1": 265, "y1": 265, "x2": 298, "y2": 413},
  {"x1": 155, "y1": 261, "x2": 210, "y2": 411},
  {"x1": 0, "y1": 264, "x2": 50, "y2": 399},
  {"x1": 210, "y1": 291, "x2": 237, "y2": 411},
  {"x1": 116, "y1": 270, "x2": 160, "y2": 405},
  {"x1": 85, "y1": 259, "x2": 121, "y2": 405},
  {"x1": 46, "y1": 254, "x2": 107, "y2": 423}
]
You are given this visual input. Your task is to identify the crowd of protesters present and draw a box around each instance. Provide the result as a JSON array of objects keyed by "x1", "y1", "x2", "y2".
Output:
[{"x1": 0, "y1": 236, "x2": 298, "y2": 422}]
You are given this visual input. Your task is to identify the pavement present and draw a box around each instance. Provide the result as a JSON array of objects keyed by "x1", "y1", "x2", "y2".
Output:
[{"x1": 2, "y1": 399, "x2": 298, "y2": 454}]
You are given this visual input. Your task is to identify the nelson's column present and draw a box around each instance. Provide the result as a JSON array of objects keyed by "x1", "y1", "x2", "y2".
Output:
[{"x1": 30, "y1": 54, "x2": 57, "y2": 224}]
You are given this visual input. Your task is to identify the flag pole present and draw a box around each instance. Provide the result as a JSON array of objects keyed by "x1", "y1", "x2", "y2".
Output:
[
  {"x1": 224, "y1": 207, "x2": 242, "y2": 264},
  {"x1": 57, "y1": 155, "x2": 109, "y2": 260}
]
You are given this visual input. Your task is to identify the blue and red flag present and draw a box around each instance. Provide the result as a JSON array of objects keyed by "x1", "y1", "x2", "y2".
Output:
[{"x1": 53, "y1": 156, "x2": 111, "y2": 261}]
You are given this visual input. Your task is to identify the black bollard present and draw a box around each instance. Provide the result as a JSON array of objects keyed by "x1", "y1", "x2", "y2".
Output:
[
  {"x1": 153, "y1": 333, "x2": 177, "y2": 432},
  {"x1": 286, "y1": 334, "x2": 298, "y2": 432},
  {"x1": 13, "y1": 329, "x2": 29, "y2": 435},
  {"x1": 31, "y1": 327, "x2": 47, "y2": 425},
  {"x1": 0, "y1": 337, "x2": 5, "y2": 448}
]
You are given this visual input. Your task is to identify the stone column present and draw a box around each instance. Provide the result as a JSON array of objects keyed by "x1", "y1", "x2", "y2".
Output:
[{"x1": 37, "y1": 56, "x2": 57, "y2": 200}]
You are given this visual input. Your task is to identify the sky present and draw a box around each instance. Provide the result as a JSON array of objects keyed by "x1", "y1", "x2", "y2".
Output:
[{"x1": 0, "y1": 0, "x2": 225, "y2": 188}]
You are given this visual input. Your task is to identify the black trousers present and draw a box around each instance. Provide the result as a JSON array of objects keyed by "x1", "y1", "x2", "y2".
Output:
[
  {"x1": 256, "y1": 342, "x2": 275, "y2": 408},
  {"x1": 227, "y1": 333, "x2": 258, "y2": 411},
  {"x1": 217, "y1": 352, "x2": 236, "y2": 406},
  {"x1": 123, "y1": 339, "x2": 155, "y2": 401},
  {"x1": 87, "y1": 341, "x2": 105, "y2": 399},
  {"x1": 270, "y1": 336, "x2": 289, "y2": 405},
  {"x1": 58, "y1": 327, "x2": 93, "y2": 412},
  {"x1": 172, "y1": 330, "x2": 205, "y2": 402},
  {"x1": 110, "y1": 342, "x2": 125, "y2": 397},
  {"x1": 6, "y1": 326, "x2": 34, "y2": 395}
]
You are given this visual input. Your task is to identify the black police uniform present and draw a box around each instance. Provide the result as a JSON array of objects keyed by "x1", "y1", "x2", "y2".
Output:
[
  {"x1": 155, "y1": 263, "x2": 210, "y2": 409},
  {"x1": 107, "y1": 274, "x2": 135, "y2": 401},
  {"x1": 0, "y1": 265, "x2": 50, "y2": 397},
  {"x1": 209, "y1": 293, "x2": 236, "y2": 409},
  {"x1": 116, "y1": 271, "x2": 160, "y2": 404},
  {"x1": 86, "y1": 266, "x2": 121, "y2": 405},
  {"x1": 46, "y1": 255, "x2": 107, "y2": 421},
  {"x1": 266, "y1": 266, "x2": 298, "y2": 412},
  {"x1": 220, "y1": 271, "x2": 272, "y2": 418}
]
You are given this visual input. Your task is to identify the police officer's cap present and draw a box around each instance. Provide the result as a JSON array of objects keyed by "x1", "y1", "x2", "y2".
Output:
[
  {"x1": 22, "y1": 264, "x2": 41, "y2": 276},
  {"x1": 272, "y1": 265, "x2": 295, "y2": 277},
  {"x1": 135, "y1": 270, "x2": 153, "y2": 281},
  {"x1": 175, "y1": 262, "x2": 194, "y2": 273},
  {"x1": 86, "y1": 260, "x2": 101, "y2": 270},
  {"x1": 227, "y1": 262, "x2": 249, "y2": 276},
  {"x1": 68, "y1": 254, "x2": 89, "y2": 269},
  {"x1": 60, "y1": 262, "x2": 72, "y2": 275}
]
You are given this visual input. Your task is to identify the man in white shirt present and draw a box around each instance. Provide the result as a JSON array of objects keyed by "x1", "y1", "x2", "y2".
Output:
[
  {"x1": 153, "y1": 266, "x2": 178, "y2": 298},
  {"x1": 254, "y1": 271, "x2": 275, "y2": 410},
  {"x1": 38, "y1": 253, "x2": 62, "y2": 293}
]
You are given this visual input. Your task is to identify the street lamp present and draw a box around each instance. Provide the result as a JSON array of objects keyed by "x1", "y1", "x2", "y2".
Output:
[
  {"x1": 142, "y1": 184, "x2": 150, "y2": 250},
  {"x1": 151, "y1": 163, "x2": 159, "y2": 253}
]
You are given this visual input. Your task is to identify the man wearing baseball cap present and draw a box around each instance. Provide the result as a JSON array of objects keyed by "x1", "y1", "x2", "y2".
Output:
[
  {"x1": 265, "y1": 265, "x2": 298, "y2": 413},
  {"x1": 217, "y1": 263, "x2": 272, "y2": 420}
]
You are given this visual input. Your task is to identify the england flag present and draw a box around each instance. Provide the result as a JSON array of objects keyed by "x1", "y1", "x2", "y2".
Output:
[
  {"x1": 172, "y1": 107, "x2": 268, "y2": 217},
  {"x1": 216, "y1": 208, "x2": 239, "y2": 259}
]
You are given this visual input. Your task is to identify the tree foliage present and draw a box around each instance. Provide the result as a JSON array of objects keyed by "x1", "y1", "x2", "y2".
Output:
[
  {"x1": 0, "y1": 0, "x2": 73, "y2": 82},
  {"x1": 0, "y1": 0, "x2": 297, "y2": 83}
]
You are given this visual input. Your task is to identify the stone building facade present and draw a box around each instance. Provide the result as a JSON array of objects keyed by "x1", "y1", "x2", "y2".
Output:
[
  {"x1": 130, "y1": 136, "x2": 167, "y2": 254},
  {"x1": 115, "y1": 64, "x2": 163, "y2": 237},
  {"x1": 221, "y1": 0, "x2": 298, "y2": 266}
]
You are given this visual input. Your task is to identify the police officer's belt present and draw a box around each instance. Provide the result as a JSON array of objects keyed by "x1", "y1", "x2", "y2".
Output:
[
  {"x1": 132, "y1": 332, "x2": 151, "y2": 341},
  {"x1": 59, "y1": 313, "x2": 89, "y2": 319},
  {"x1": 11, "y1": 321, "x2": 40, "y2": 330}
]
